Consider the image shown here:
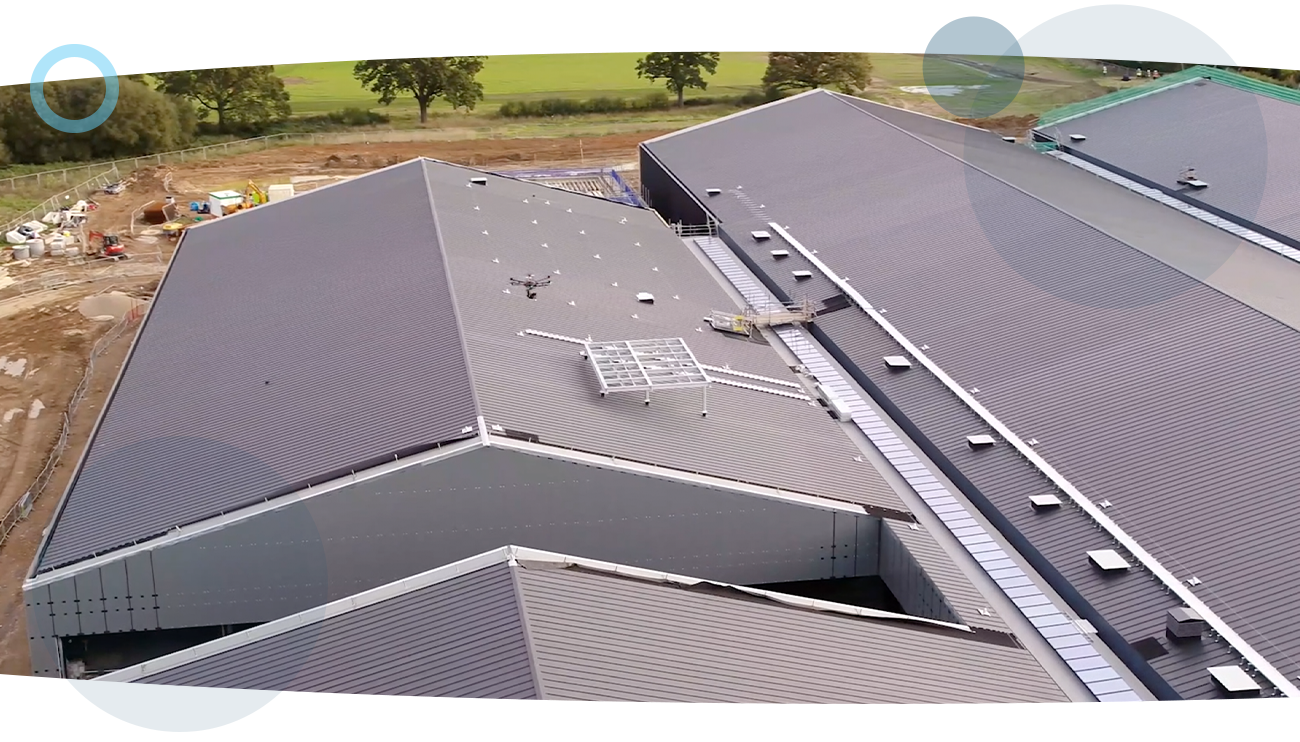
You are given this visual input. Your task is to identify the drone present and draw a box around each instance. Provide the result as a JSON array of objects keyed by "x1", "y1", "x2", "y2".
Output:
[{"x1": 509, "y1": 274, "x2": 553, "y2": 300}]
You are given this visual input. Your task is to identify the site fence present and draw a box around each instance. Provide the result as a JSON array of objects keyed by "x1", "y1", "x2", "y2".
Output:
[
  {"x1": 0, "y1": 129, "x2": 566, "y2": 196},
  {"x1": 0, "y1": 306, "x2": 144, "y2": 550},
  {"x1": 2, "y1": 168, "x2": 122, "y2": 236}
]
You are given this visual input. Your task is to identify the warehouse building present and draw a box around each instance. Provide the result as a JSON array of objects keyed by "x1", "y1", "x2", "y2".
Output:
[
  {"x1": 640, "y1": 89, "x2": 1300, "y2": 701},
  {"x1": 25, "y1": 157, "x2": 1122, "y2": 702}
]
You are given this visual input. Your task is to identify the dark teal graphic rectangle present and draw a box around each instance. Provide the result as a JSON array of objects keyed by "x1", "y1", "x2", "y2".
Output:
[
  {"x1": 29, "y1": 680, "x2": 327, "y2": 738},
  {"x1": 925, "y1": 3, "x2": 1268, "y2": 67}
]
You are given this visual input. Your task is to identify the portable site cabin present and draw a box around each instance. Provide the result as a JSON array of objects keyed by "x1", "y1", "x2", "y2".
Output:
[{"x1": 207, "y1": 191, "x2": 245, "y2": 217}]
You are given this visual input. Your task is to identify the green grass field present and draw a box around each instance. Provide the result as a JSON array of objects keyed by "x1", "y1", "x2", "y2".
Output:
[{"x1": 276, "y1": 53, "x2": 770, "y2": 116}]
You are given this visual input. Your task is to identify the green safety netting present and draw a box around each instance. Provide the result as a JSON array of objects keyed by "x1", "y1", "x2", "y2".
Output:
[{"x1": 1035, "y1": 65, "x2": 1300, "y2": 131}]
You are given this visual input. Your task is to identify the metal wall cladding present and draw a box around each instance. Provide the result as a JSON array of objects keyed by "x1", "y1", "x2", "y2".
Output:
[
  {"x1": 1051, "y1": 80, "x2": 1300, "y2": 243},
  {"x1": 135, "y1": 563, "x2": 540, "y2": 699},
  {"x1": 28, "y1": 445, "x2": 881, "y2": 650},
  {"x1": 423, "y1": 160, "x2": 907, "y2": 516},
  {"x1": 515, "y1": 563, "x2": 1071, "y2": 703},
  {"x1": 38, "y1": 161, "x2": 481, "y2": 572}
]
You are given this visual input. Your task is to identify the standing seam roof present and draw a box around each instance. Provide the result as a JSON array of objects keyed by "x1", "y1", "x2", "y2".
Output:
[
  {"x1": 38, "y1": 161, "x2": 481, "y2": 572},
  {"x1": 642, "y1": 89, "x2": 1300, "y2": 695}
]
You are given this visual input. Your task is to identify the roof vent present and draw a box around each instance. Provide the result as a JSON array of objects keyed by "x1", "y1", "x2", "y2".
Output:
[
  {"x1": 636, "y1": 292, "x2": 655, "y2": 304},
  {"x1": 470, "y1": 177, "x2": 488, "y2": 185},
  {"x1": 751, "y1": 230, "x2": 771, "y2": 241},
  {"x1": 792, "y1": 270, "x2": 813, "y2": 280},
  {"x1": 770, "y1": 249, "x2": 790, "y2": 259},
  {"x1": 883, "y1": 355, "x2": 912, "y2": 369},
  {"x1": 1087, "y1": 549, "x2": 1130, "y2": 572},
  {"x1": 1166, "y1": 607, "x2": 1207, "y2": 640},
  {"x1": 706, "y1": 188, "x2": 721, "y2": 196},
  {"x1": 815, "y1": 383, "x2": 854, "y2": 422},
  {"x1": 1029, "y1": 494, "x2": 1062, "y2": 509},
  {"x1": 1207, "y1": 665, "x2": 1261, "y2": 695},
  {"x1": 1069, "y1": 134, "x2": 1087, "y2": 142},
  {"x1": 966, "y1": 434, "x2": 996, "y2": 447}
]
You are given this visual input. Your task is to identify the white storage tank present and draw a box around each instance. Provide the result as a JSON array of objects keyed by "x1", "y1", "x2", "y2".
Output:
[
  {"x1": 12, "y1": 244, "x2": 30, "y2": 260},
  {"x1": 27, "y1": 238, "x2": 45, "y2": 259},
  {"x1": 267, "y1": 184, "x2": 295, "y2": 203}
]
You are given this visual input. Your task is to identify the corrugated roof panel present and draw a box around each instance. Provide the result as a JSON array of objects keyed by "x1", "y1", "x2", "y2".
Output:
[
  {"x1": 1041, "y1": 80, "x2": 1300, "y2": 244},
  {"x1": 516, "y1": 564, "x2": 1070, "y2": 703},
  {"x1": 421, "y1": 160, "x2": 906, "y2": 514},
  {"x1": 133, "y1": 563, "x2": 538, "y2": 698},
  {"x1": 644, "y1": 91, "x2": 1300, "y2": 695},
  {"x1": 38, "y1": 161, "x2": 480, "y2": 572}
]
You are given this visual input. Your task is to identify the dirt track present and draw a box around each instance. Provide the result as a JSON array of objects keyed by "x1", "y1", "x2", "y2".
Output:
[{"x1": 0, "y1": 128, "x2": 668, "y2": 678}]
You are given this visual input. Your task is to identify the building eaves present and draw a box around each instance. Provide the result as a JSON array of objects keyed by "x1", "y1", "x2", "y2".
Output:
[{"x1": 34, "y1": 160, "x2": 482, "y2": 574}]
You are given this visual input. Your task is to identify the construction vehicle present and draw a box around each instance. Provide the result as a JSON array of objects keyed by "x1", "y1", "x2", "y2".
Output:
[
  {"x1": 87, "y1": 231, "x2": 129, "y2": 261},
  {"x1": 245, "y1": 181, "x2": 268, "y2": 206}
]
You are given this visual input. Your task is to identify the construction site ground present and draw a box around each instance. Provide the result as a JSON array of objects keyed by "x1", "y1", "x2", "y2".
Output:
[{"x1": 0, "y1": 130, "x2": 667, "y2": 678}]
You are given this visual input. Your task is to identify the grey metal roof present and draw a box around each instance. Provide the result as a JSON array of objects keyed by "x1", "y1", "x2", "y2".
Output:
[
  {"x1": 851, "y1": 101, "x2": 1300, "y2": 332},
  {"x1": 37, "y1": 157, "x2": 907, "y2": 573},
  {"x1": 419, "y1": 160, "x2": 903, "y2": 516},
  {"x1": 38, "y1": 161, "x2": 480, "y2": 572},
  {"x1": 130, "y1": 561, "x2": 539, "y2": 698},
  {"x1": 641, "y1": 90, "x2": 1300, "y2": 697},
  {"x1": 1035, "y1": 78, "x2": 1300, "y2": 245},
  {"x1": 111, "y1": 547, "x2": 1071, "y2": 703}
]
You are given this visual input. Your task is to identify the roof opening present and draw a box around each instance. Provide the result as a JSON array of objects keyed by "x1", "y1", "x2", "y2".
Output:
[
  {"x1": 883, "y1": 355, "x2": 912, "y2": 369},
  {"x1": 1166, "y1": 606, "x2": 1207, "y2": 640},
  {"x1": 966, "y1": 434, "x2": 996, "y2": 447},
  {"x1": 636, "y1": 292, "x2": 655, "y2": 304},
  {"x1": 1086, "y1": 549, "x2": 1130, "y2": 572},
  {"x1": 770, "y1": 249, "x2": 790, "y2": 259},
  {"x1": 1207, "y1": 665, "x2": 1261, "y2": 695},
  {"x1": 1029, "y1": 494, "x2": 1062, "y2": 509},
  {"x1": 1069, "y1": 134, "x2": 1087, "y2": 142},
  {"x1": 1130, "y1": 636, "x2": 1170, "y2": 661},
  {"x1": 470, "y1": 177, "x2": 488, "y2": 185},
  {"x1": 792, "y1": 270, "x2": 813, "y2": 280},
  {"x1": 751, "y1": 230, "x2": 772, "y2": 241},
  {"x1": 1001, "y1": 136, "x2": 1016, "y2": 143},
  {"x1": 706, "y1": 188, "x2": 721, "y2": 196}
]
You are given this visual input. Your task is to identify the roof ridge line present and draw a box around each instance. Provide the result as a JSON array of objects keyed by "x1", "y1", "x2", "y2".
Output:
[
  {"x1": 505, "y1": 552, "x2": 549, "y2": 700},
  {"x1": 420, "y1": 160, "x2": 487, "y2": 423}
]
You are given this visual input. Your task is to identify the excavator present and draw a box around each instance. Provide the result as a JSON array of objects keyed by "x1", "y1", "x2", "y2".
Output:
[{"x1": 87, "y1": 231, "x2": 128, "y2": 261}]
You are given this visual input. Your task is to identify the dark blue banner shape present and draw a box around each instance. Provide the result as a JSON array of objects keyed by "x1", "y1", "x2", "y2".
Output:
[
  {"x1": 925, "y1": 3, "x2": 1268, "y2": 67},
  {"x1": 29, "y1": 680, "x2": 327, "y2": 732}
]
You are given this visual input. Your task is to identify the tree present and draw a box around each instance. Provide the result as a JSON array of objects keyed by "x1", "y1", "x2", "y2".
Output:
[
  {"x1": 353, "y1": 58, "x2": 487, "y2": 124},
  {"x1": 0, "y1": 78, "x2": 193, "y2": 164},
  {"x1": 635, "y1": 53, "x2": 721, "y2": 107},
  {"x1": 152, "y1": 66, "x2": 290, "y2": 133},
  {"x1": 762, "y1": 53, "x2": 873, "y2": 96}
]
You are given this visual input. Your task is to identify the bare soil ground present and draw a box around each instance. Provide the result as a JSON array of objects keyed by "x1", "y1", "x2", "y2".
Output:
[{"x1": 0, "y1": 129, "x2": 666, "y2": 678}]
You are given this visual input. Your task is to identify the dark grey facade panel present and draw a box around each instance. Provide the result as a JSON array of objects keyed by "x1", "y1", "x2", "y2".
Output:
[
  {"x1": 422, "y1": 160, "x2": 906, "y2": 515},
  {"x1": 644, "y1": 90, "x2": 1300, "y2": 694},
  {"x1": 517, "y1": 564, "x2": 1069, "y2": 703},
  {"x1": 1044, "y1": 80, "x2": 1300, "y2": 243},
  {"x1": 812, "y1": 309, "x2": 1243, "y2": 700},
  {"x1": 136, "y1": 563, "x2": 539, "y2": 699},
  {"x1": 29, "y1": 446, "x2": 878, "y2": 647},
  {"x1": 38, "y1": 161, "x2": 481, "y2": 572}
]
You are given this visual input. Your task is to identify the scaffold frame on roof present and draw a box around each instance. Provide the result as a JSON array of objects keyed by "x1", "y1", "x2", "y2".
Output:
[{"x1": 582, "y1": 337, "x2": 712, "y2": 414}]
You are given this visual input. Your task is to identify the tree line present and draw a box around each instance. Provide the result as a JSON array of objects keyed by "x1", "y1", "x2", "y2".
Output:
[{"x1": 0, "y1": 53, "x2": 872, "y2": 167}]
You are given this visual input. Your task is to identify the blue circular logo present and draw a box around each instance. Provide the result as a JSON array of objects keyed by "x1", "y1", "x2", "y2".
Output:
[{"x1": 30, "y1": 44, "x2": 119, "y2": 133}]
